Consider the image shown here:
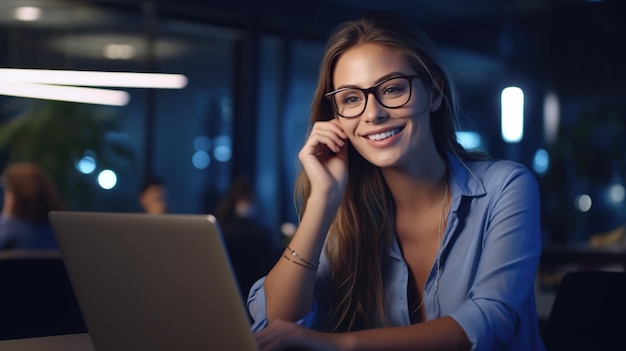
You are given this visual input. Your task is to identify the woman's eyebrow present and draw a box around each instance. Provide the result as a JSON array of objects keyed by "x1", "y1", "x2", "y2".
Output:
[{"x1": 333, "y1": 71, "x2": 410, "y2": 90}]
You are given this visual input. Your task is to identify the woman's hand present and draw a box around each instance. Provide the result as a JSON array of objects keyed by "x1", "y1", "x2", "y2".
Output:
[
  {"x1": 255, "y1": 319, "x2": 345, "y2": 351},
  {"x1": 299, "y1": 119, "x2": 349, "y2": 198}
]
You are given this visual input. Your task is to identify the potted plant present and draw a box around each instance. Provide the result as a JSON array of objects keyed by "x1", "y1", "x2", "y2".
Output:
[{"x1": 0, "y1": 100, "x2": 134, "y2": 210}]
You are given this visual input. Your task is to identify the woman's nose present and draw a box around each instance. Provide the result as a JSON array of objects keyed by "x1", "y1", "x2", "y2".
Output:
[{"x1": 362, "y1": 94, "x2": 388, "y2": 124}]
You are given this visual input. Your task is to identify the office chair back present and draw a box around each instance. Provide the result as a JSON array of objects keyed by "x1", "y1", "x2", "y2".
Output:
[
  {"x1": 0, "y1": 251, "x2": 87, "y2": 340},
  {"x1": 543, "y1": 269, "x2": 626, "y2": 351}
]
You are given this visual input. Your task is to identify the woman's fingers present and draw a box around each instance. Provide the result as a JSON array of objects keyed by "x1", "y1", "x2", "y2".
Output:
[
  {"x1": 255, "y1": 320, "x2": 300, "y2": 351},
  {"x1": 255, "y1": 320, "x2": 341, "y2": 351},
  {"x1": 303, "y1": 121, "x2": 347, "y2": 155},
  {"x1": 296, "y1": 120, "x2": 350, "y2": 196}
]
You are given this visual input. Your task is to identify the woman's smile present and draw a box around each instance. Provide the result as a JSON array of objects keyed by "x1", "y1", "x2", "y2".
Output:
[
  {"x1": 363, "y1": 125, "x2": 405, "y2": 141},
  {"x1": 358, "y1": 125, "x2": 407, "y2": 149}
]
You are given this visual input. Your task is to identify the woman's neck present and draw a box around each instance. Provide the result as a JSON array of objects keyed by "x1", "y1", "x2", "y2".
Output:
[{"x1": 382, "y1": 153, "x2": 447, "y2": 212}]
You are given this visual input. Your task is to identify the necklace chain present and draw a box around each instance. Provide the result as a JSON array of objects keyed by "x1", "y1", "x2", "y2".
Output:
[{"x1": 412, "y1": 182, "x2": 448, "y2": 314}]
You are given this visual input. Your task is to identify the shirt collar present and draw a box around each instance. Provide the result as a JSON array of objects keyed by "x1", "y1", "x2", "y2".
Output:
[
  {"x1": 387, "y1": 152, "x2": 487, "y2": 261},
  {"x1": 445, "y1": 152, "x2": 486, "y2": 199}
]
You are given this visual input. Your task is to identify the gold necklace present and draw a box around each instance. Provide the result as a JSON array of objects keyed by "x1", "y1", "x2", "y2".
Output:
[{"x1": 412, "y1": 182, "x2": 448, "y2": 314}]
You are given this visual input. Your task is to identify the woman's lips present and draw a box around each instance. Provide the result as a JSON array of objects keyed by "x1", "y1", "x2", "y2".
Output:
[
  {"x1": 361, "y1": 125, "x2": 406, "y2": 147},
  {"x1": 365, "y1": 126, "x2": 404, "y2": 141}
]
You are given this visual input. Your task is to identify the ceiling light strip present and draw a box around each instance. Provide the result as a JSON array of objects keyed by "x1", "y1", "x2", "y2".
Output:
[
  {"x1": 0, "y1": 82, "x2": 130, "y2": 106},
  {"x1": 0, "y1": 69, "x2": 188, "y2": 89}
]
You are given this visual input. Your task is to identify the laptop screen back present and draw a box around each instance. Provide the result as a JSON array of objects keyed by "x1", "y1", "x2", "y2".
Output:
[{"x1": 49, "y1": 211, "x2": 257, "y2": 351}]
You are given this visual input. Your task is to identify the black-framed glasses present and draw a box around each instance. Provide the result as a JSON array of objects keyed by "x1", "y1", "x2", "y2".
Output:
[{"x1": 325, "y1": 75, "x2": 419, "y2": 118}]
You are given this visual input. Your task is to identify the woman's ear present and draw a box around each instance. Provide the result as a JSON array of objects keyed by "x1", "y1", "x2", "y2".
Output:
[{"x1": 430, "y1": 78, "x2": 444, "y2": 112}]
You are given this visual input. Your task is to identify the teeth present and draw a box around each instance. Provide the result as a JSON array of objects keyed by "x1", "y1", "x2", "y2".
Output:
[{"x1": 367, "y1": 128, "x2": 401, "y2": 141}]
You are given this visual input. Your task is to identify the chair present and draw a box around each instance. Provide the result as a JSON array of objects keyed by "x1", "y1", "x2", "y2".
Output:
[
  {"x1": 221, "y1": 220, "x2": 278, "y2": 299},
  {"x1": 0, "y1": 251, "x2": 87, "y2": 340},
  {"x1": 543, "y1": 269, "x2": 626, "y2": 351}
]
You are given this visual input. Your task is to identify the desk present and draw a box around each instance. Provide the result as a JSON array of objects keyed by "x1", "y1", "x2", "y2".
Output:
[
  {"x1": 0, "y1": 333, "x2": 93, "y2": 351},
  {"x1": 537, "y1": 244, "x2": 626, "y2": 319},
  {"x1": 541, "y1": 243, "x2": 626, "y2": 269}
]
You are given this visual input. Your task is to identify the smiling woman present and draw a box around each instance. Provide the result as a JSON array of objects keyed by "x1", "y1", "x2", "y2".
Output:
[{"x1": 248, "y1": 12, "x2": 546, "y2": 351}]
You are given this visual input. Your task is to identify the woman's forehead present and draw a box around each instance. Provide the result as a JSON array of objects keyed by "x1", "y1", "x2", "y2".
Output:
[{"x1": 332, "y1": 43, "x2": 412, "y2": 88}]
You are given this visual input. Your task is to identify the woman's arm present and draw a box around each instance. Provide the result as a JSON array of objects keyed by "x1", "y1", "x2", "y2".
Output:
[
  {"x1": 256, "y1": 316, "x2": 470, "y2": 351},
  {"x1": 342, "y1": 316, "x2": 469, "y2": 351},
  {"x1": 263, "y1": 193, "x2": 341, "y2": 322},
  {"x1": 263, "y1": 120, "x2": 349, "y2": 323}
]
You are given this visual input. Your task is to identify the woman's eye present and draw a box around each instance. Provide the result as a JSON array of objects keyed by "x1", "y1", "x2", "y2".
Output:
[
  {"x1": 382, "y1": 85, "x2": 404, "y2": 95},
  {"x1": 341, "y1": 95, "x2": 361, "y2": 105}
]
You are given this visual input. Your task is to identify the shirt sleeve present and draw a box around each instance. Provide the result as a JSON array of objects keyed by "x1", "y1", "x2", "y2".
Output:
[
  {"x1": 247, "y1": 276, "x2": 269, "y2": 331},
  {"x1": 450, "y1": 164, "x2": 543, "y2": 350}
]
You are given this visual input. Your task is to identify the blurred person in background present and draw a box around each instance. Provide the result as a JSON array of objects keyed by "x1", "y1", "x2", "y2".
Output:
[
  {"x1": 0, "y1": 162, "x2": 64, "y2": 251},
  {"x1": 139, "y1": 177, "x2": 168, "y2": 214},
  {"x1": 216, "y1": 178, "x2": 261, "y2": 225}
]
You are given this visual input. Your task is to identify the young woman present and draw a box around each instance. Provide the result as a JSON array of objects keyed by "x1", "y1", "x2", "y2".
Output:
[{"x1": 248, "y1": 12, "x2": 546, "y2": 351}]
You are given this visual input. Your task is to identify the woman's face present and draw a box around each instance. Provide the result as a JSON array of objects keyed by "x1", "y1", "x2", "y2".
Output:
[{"x1": 331, "y1": 43, "x2": 441, "y2": 169}]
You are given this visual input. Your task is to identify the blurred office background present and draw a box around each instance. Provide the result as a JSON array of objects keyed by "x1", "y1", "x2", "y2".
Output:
[{"x1": 1, "y1": 0, "x2": 625, "y2": 314}]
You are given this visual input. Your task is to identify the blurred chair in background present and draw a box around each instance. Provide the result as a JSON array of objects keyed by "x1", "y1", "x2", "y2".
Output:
[
  {"x1": 0, "y1": 162, "x2": 64, "y2": 251},
  {"x1": 543, "y1": 269, "x2": 626, "y2": 351},
  {"x1": 589, "y1": 223, "x2": 625, "y2": 249},
  {"x1": 0, "y1": 250, "x2": 87, "y2": 340},
  {"x1": 215, "y1": 179, "x2": 278, "y2": 302}
]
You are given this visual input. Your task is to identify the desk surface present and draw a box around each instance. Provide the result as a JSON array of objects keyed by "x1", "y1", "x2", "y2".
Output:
[
  {"x1": 542, "y1": 243, "x2": 626, "y2": 264},
  {"x1": 0, "y1": 333, "x2": 93, "y2": 351},
  {"x1": 541, "y1": 243, "x2": 626, "y2": 274}
]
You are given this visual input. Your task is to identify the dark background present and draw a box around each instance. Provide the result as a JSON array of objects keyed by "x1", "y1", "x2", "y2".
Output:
[{"x1": 1, "y1": 0, "x2": 625, "y2": 246}]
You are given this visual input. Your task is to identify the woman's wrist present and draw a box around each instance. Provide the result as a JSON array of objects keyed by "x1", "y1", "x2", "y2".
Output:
[
  {"x1": 307, "y1": 191, "x2": 342, "y2": 213},
  {"x1": 320, "y1": 331, "x2": 355, "y2": 351},
  {"x1": 334, "y1": 332, "x2": 357, "y2": 351}
]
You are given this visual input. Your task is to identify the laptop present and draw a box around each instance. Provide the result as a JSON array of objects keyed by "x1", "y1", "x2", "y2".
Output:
[{"x1": 49, "y1": 211, "x2": 258, "y2": 351}]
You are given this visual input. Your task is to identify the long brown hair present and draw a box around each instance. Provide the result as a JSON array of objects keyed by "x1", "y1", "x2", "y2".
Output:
[
  {"x1": 294, "y1": 12, "x2": 486, "y2": 332},
  {"x1": 3, "y1": 162, "x2": 64, "y2": 223}
]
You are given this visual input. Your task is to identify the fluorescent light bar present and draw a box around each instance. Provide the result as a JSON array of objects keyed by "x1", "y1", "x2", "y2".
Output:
[
  {"x1": 0, "y1": 69, "x2": 187, "y2": 89},
  {"x1": 501, "y1": 86, "x2": 524, "y2": 143},
  {"x1": 0, "y1": 82, "x2": 129, "y2": 106},
  {"x1": 14, "y1": 7, "x2": 41, "y2": 22}
]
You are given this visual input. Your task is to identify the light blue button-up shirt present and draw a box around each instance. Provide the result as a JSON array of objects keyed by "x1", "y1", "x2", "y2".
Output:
[{"x1": 248, "y1": 154, "x2": 546, "y2": 350}]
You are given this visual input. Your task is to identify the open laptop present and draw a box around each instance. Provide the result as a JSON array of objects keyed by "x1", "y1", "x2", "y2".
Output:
[{"x1": 49, "y1": 211, "x2": 258, "y2": 351}]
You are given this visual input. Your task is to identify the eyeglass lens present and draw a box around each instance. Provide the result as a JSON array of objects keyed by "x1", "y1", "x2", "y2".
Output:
[{"x1": 332, "y1": 76, "x2": 412, "y2": 118}]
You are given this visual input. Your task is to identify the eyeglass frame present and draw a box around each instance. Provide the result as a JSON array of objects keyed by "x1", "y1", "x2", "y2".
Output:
[{"x1": 324, "y1": 74, "x2": 422, "y2": 118}]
